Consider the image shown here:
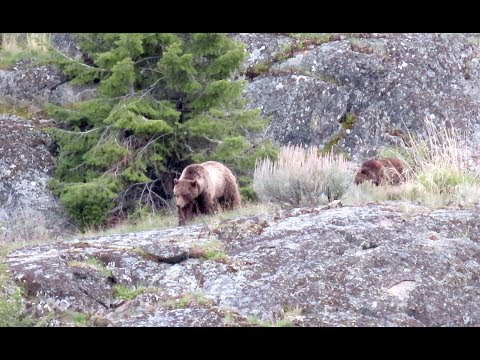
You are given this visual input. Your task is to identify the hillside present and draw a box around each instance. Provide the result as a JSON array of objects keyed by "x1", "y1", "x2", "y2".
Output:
[{"x1": 1, "y1": 33, "x2": 480, "y2": 327}]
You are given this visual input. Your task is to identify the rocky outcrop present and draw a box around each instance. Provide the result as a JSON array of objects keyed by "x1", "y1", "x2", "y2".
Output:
[
  {"x1": 0, "y1": 59, "x2": 96, "y2": 111},
  {"x1": 0, "y1": 115, "x2": 74, "y2": 242},
  {"x1": 0, "y1": 60, "x2": 65, "y2": 108},
  {"x1": 51, "y1": 33, "x2": 84, "y2": 61},
  {"x1": 8, "y1": 201, "x2": 480, "y2": 326},
  {"x1": 240, "y1": 33, "x2": 480, "y2": 169},
  {"x1": 230, "y1": 33, "x2": 295, "y2": 69}
]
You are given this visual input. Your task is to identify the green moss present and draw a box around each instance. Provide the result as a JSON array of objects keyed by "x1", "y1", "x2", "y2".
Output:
[
  {"x1": 163, "y1": 292, "x2": 210, "y2": 309},
  {"x1": 246, "y1": 316, "x2": 294, "y2": 327},
  {"x1": 287, "y1": 33, "x2": 333, "y2": 42},
  {"x1": 322, "y1": 133, "x2": 341, "y2": 153},
  {"x1": 203, "y1": 249, "x2": 229, "y2": 262},
  {"x1": 248, "y1": 61, "x2": 270, "y2": 77},
  {"x1": 341, "y1": 112, "x2": 356, "y2": 130},
  {"x1": 316, "y1": 73, "x2": 339, "y2": 85},
  {"x1": 67, "y1": 257, "x2": 112, "y2": 277},
  {"x1": 112, "y1": 284, "x2": 147, "y2": 301},
  {"x1": 320, "y1": 112, "x2": 356, "y2": 155},
  {"x1": 131, "y1": 247, "x2": 149, "y2": 257},
  {"x1": 0, "y1": 246, "x2": 36, "y2": 326},
  {"x1": 190, "y1": 240, "x2": 229, "y2": 263},
  {"x1": 273, "y1": 44, "x2": 292, "y2": 62},
  {"x1": 59, "y1": 311, "x2": 92, "y2": 327}
]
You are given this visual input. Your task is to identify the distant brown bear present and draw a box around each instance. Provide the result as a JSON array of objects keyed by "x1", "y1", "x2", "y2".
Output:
[
  {"x1": 173, "y1": 161, "x2": 241, "y2": 226},
  {"x1": 354, "y1": 158, "x2": 406, "y2": 186}
]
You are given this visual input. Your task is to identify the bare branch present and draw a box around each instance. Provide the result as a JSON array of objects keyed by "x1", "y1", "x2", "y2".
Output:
[{"x1": 50, "y1": 44, "x2": 107, "y2": 72}]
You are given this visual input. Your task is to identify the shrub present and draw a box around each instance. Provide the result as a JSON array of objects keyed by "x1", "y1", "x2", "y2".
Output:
[
  {"x1": 54, "y1": 177, "x2": 120, "y2": 230},
  {"x1": 253, "y1": 145, "x2": 353, "y2": 207}
]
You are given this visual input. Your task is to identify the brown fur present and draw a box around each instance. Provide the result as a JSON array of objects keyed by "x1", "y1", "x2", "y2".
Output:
[
  {"x1": 173, "y1": 161, "x2": 241, "y2": 226},
  {"x1": 355, "y1": 158, "x2": 405, "y2": 186}
]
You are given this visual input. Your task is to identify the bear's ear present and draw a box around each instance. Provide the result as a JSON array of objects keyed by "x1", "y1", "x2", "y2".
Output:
[
  {"x1": 191, "y1": 179, "x2": 197, "y2": 187},
  {"x1": 174, "y1": 178, "x2": 179, "y2": 185}
]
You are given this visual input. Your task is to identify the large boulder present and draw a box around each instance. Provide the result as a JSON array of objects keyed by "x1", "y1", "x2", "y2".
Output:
[
  {"x1": 8, "y1": 202, "x2": 480, "y2": 326},
  {"x1": 50, "y1": 33, "x2": 84, "y2": 61},
  {"x1": 229, "y1": 33, "x2": 295, "y2": 69},
  {"x1": 0, "y1": 59, "x2": 96, "y2": 111},
  {"x1": 0, "y1": 60, "x2": 65, "y2": 108},
  {"x1": 241, "y1": 33, "x2": 480, "y2": 169},
  {"x1": 0, "y1": 115, "x2": 74, "y2": 242}
]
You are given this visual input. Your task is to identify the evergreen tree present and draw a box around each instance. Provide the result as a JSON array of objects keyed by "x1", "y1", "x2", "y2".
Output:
[{"x1": 47, "y1": 33, "x2": 276, "y2": 229}]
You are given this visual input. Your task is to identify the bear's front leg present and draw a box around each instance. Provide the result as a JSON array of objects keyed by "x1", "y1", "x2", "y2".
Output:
[
  {"x1": 178, "y1": 202, "x2": 197, "y2": 226},
  {"x1": 178, "y1": 206, "x2": 187, "y2": 226}
]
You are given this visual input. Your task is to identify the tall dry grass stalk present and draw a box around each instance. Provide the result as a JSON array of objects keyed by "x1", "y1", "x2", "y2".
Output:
[
  {"x1": 1, "y1": 33, "x2": 51, "y2": 52},
  {"x1": 0, "y1": 208, "x2": 56, "y2": 244},
  {"x1": 253, "y1": 145, "x2": 353, "y2": 207},
  {"x1": 392, "y1": 118, "x2": 476, "y2": 194},
  {"x1": 346, "y1": 117, "x2": 480, "y2": 207}
]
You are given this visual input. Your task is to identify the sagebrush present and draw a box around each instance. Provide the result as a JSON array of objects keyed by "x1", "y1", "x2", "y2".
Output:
[{"x1": 253, "y1": 145, "x2": 353, "y2": 207}]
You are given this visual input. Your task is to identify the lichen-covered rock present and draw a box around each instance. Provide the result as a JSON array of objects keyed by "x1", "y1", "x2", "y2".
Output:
[
  {"x1": 0, "y1": 57, "x2": 96, "y2": 110},
  {"x1": 51, "y1": 33, "x2": 84, "y2": 61},
  {"x1": 230, "y1": 33, "x2": 295, "y2": 69},
  {"x1": 242, "y1": 33, "x2": 480, "y2": 170},
  {"x1": 0, "y1": 115, "x2": 73, "y2": 241},
  {"x1": 114, "y1": 306, "x2": 228, "y2": 327},
  {"x1": 8, "y1": 202, "x2": 480, "y2": 326},
  {"x1": 0, "y1": 61, "x2": 65, "y2": 108},
  {"x1": 49, "y1": 82, "x2": 97, "y2": 106}
]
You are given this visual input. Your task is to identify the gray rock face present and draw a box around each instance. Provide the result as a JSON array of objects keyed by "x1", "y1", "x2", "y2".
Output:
[
  {"x1": 8, "y1": 202, "x2": 480, "y2": 326},
  {"x1": 0, "y1": 59, "x2": 96, "y2": 109},
  {"x1": 0, "y1": 115, "x2": 74, "y2": 242},
  {"x1": 0, "y1": 61, "x2": 65, "y2": 108},
  {"x1": 48, "y1": 82, "x2": 97, "y2": 106},
  {"x1": 230, "y1": 33, "x2": 295, "y2": 69},
  {"x1": 51, "y1": 33, "x2": 84, "y2": 61},
  {"x1": 242, "y1": 33, "x2": 480, "y2": 166}
]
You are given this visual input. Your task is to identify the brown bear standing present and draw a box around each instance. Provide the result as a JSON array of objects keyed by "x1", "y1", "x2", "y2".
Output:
[
  {"x1": 354, "y1": 158, "x2": 406, "y2": 186},
  {"x1": 173, "y1": 161, "x2": 241, "y2": 226}
]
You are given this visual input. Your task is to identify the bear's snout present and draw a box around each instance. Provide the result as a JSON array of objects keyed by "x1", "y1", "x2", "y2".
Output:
[{"x1": 176, "y1": 197, "x2": 188, "y2": 208}]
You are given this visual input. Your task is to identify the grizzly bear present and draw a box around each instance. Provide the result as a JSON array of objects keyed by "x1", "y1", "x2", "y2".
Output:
[
  {"x1": 354, "y1": 158, "x2": 406, "y2": 186},
  {"x1": 173, "y1": 161, "x2": 241, "y2": 226}
]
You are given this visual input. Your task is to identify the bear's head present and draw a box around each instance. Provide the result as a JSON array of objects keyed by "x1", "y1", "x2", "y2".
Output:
[
  {"x1": 354, "y1": 160, "x2": 383, "y2": 186},
  {"x1": 354, "y1": 171, "x2": 370, "y2": 185},
  {"x1": 173, "y1": 179, "x2": 200, "y2": 208}
]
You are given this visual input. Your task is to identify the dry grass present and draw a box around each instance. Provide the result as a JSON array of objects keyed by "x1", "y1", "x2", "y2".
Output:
[
  {"x1": 405, "y1": 119, "x2": 477, "y2": 193},
  {"x1": 1, "y1": 33, "x2": 51, "y2": 52},
  {"x1": 81, "y1": 202, "x2": 275, "y2": 238},
  {"x1": 0, "y1": 33, "x2": 53, "y2": 70},
  {"x1": 345, "y1": 118, "x2": 480, "y2": 207},
  {"x1": 253, "y1": 145, "x2": 353, "y2": 208},
  {"x1": 0, "y1": 208, "x2": 66, "y2": 245}
]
